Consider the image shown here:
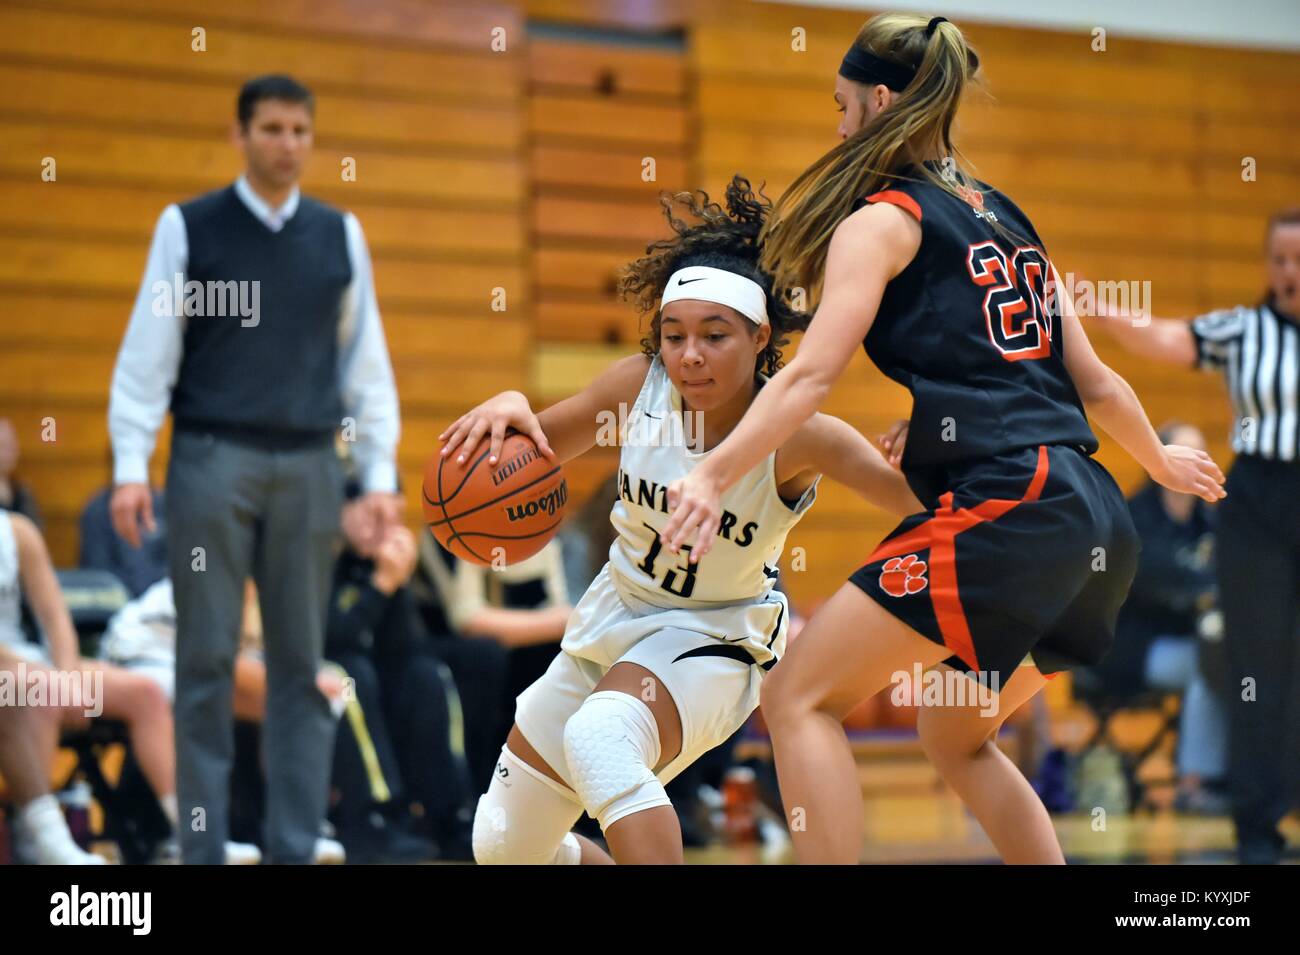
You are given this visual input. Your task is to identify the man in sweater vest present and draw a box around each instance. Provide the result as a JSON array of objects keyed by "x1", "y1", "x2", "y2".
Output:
[{"x1": 108, "y1": 74, "x2": 401, "y2": 864}]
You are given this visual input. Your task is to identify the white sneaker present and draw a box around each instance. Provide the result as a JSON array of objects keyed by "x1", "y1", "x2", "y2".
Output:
[
  {"x1": 14, "y1": 795, "x2": 107, "y2": 865},
  {"x1": 312, "y1": 836, "x2": 346, "y2": 865},
  {"x1": 149, "y1": 836, "x2": 262, "y2": 864},
  {"x1": 224, "y1": 840, "x2": 263, "y2": 865}
]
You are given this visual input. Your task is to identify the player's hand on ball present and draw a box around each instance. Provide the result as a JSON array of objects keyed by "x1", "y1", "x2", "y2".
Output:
[
  {"x1": 439, "y1": 390, "x2": 555, "y2": 467},
  {"x1": 878, "y1": 419, "x2": 909, "y2": 469},
  {"x1": 662, "y1": 469, "x2": 724, "y2": 562},
  {"x1": 1152, "y1": 444, "x2": 1226, "y2": 504}
]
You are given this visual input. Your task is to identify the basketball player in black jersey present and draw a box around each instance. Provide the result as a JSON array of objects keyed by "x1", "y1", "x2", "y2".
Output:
[{"x1": 662, "y1": 13, "x2": 1226, "y2": 863}]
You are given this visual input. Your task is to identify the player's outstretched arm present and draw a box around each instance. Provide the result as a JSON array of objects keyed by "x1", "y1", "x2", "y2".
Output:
[
  {"x1": 662, "y1": 203, "x2": 919, "y2": 559},
  {"x1": 1058, "y1": 277, "x2": 1225, "y2": 503},
  {"x1": 1086, "y1": 289, "x2": 1197, "y2": 366},
  {"x1": 784, "y1": 414, "x2": 922, "y2": 518},
  {"x1": 439, "y1": 354, "x2": 651, "y2": 468}
]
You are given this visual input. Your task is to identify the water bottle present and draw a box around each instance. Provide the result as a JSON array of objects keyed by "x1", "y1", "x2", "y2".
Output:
[{"x1": 722, "y1": 766, "x2": 759, "y2": 844}]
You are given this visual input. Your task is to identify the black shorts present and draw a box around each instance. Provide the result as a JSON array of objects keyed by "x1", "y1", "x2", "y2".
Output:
[{"x1": 848, "y1": 444, "x2": 1139, "y2": 686}]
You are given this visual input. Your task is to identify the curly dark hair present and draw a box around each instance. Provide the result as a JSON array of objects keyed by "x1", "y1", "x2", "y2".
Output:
[{"x1": 620, "y1": 175, "x2": 809, "y2": 379}]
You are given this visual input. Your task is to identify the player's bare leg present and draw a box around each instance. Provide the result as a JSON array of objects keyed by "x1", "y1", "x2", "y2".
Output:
[
  {"x1": 0, "y1": 657, "x2": 51, "y2": 805},
  {"x1": 915, "y1": 663, "x2": 1064, "y2": 863},
  {"x1": 81, "y1": 660, "x2": 176, "y2": 803},
  {"x1": 760, "y1": 582, "x2": 950, "y2": 863}
]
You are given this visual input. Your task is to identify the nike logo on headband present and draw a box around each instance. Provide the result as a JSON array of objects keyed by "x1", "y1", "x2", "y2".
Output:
[{"x1": 661, "y1": 265, "x2": 769, "y2": 326}]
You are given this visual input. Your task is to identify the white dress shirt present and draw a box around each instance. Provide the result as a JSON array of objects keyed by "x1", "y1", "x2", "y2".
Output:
[{"x1": 108, "y1": 176, "x2": 400, "y2": 492}]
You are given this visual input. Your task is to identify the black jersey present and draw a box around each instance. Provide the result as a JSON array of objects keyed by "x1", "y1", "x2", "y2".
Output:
[{"x1": 858, "y1": 168, "x2": 1098, "y2": 486}]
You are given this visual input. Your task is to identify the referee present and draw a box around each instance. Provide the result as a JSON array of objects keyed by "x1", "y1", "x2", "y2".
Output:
[
  {"x1": 108, "y1": 75, "x2": 402, "y2": 864},
  {"x1": 1097, "y1": 208, "x2": 1300, "y2": 863}
]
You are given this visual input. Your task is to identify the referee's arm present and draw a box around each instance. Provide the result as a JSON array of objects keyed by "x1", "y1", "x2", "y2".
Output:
[
  {"x1": 339, "y1": 213, "x2": 400, "y2": 494},
  {"x1": 1092, "y1": 309, "x2": 1197, "y2": 366}
]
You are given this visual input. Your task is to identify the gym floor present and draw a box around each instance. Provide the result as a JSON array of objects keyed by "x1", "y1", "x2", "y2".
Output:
[{"x1": 684, "y1": 759, "x2": 1300, "y2": 865}]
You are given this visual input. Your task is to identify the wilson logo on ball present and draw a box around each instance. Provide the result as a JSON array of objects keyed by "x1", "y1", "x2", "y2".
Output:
[
  {"x1": 491, "y1": 447, "x2": 543, "y2": 486},
  {"x1": 506, "y1": 482, "x2": 568, "y2": 522}
]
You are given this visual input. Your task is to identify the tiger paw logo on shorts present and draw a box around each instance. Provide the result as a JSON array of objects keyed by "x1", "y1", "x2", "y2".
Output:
[{"x1": 879, "y1": 554, "x2": 928, "y2": 597}]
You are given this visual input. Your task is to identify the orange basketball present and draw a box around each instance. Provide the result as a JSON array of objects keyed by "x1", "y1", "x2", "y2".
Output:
[{"x1": 423, "y1": 430, "x2": 568, "y2": 566}]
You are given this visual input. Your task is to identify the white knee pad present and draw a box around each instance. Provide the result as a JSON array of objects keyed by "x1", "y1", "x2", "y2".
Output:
[
  {"x1": 562, "y1": 690, "x2": 671, "y2": 831},
  {"x1": 472, "y1": 745, "x2": 583, "y2": 865}
]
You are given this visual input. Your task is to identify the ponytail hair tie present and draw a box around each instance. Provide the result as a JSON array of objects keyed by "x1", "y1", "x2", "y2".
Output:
[{"x1": 926, "y1": 16, "x2": 948, "y2": 37}]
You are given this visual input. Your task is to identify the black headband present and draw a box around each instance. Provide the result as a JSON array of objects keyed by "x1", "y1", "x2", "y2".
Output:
[
  {"x1": 838, "y1": 46, "x2": 915, "y2": 92},
  {"x1": 839, "y1": 17, "x2": 950, "y2": 91}
]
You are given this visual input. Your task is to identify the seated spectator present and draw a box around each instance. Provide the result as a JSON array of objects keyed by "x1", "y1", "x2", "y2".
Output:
[
  {"x1": 0, "y1": 419, "x2": 42, "y2": 529},
  {"x1": 0, "y1": 652, "x2": 105, "y2": 864},
  {"x1": 100, "y1": 577, "x2": 347, "y2": 863},
  {"x1": 1098, "y1": 421, "x2": 1228, "y2": 814},
  {"x1": 411, "y1": 531, "x2": 572, "y2": 792},
  {"x1": 0, "y1": 509, "x2": 178, "y2": 862},
  {"x1": 79, "y1": 480, "x2": 166, "y2": 599},
  {"x1": 322, "y1": 481, "x2": 474, "y2": 861}
]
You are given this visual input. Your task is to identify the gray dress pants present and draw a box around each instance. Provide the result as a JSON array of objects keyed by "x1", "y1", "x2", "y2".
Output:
[{"x1": 166, "y1": 428, "x2": 341, "y2": 864}]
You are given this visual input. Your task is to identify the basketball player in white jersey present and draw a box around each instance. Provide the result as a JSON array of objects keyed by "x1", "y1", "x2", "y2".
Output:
[{"x1": 438, "y1": 178, "x2": 920, "y2": 863}]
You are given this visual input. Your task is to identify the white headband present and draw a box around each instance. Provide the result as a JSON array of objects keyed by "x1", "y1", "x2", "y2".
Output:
[{"x1": 659, "y1": 265, "x2": 769, "y2": 326}]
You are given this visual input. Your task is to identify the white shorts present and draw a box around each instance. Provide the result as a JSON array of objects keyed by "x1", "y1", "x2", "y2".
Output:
[
  {"x1": 515, "y1": 565, "x2": 782, "y2": 797},
  {"x1": 562, "y1": 562, "x2": 789, "y2": 669}
]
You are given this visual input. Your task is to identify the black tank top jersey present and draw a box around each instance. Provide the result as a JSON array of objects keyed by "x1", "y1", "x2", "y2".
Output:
[{"x1": 856, "y1": 168, "x2": 1098, "y2": 477}]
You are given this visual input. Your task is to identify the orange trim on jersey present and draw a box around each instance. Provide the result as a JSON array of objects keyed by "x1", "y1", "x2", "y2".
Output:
[
  {"x1": 864, "y1": 189, "x2": 922, "y2": 222},
  {"x1": 864, "y1": 445, "x2": 1050, "y2": 671}
]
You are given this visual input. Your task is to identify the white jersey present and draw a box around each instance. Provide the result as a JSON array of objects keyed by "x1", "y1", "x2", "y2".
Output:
[
  {"x1": 0, "y1": 511, "x2": 25, "y2": 653},
  {"x1": 560, "y1": 355, "x2": 818, "y2": 669},
  {"x1": 605, "y1": 356, "x2": 816, "y2": 608},
  {"x1": 606, "y1": 355, "x2": 819, "y2": 609}
]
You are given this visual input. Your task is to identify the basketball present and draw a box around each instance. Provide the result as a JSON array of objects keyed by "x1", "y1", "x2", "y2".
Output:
[{"x1": 422, "y1": 430, "x2": 568, "y2": 566}]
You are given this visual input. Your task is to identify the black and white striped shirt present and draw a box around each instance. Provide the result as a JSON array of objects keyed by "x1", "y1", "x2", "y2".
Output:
[{"x1": 1192, "y1": 303, "x2": 1300, "y2": 461}]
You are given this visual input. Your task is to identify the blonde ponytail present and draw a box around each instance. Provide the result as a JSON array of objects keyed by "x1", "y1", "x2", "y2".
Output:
[{"x1": 759, "y1": 13, "x2": 983, "y2": 300}]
